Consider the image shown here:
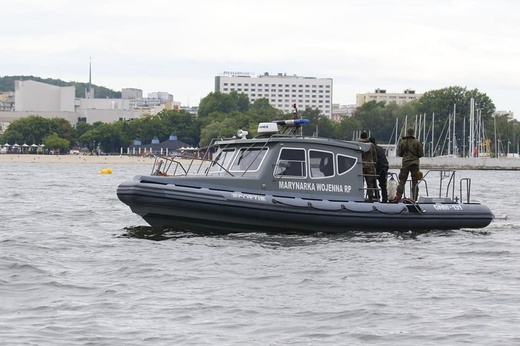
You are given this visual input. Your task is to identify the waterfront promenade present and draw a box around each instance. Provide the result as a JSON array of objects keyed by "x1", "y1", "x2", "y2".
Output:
[{"x1": 0, "y1": 154, "x2": 156, "y2": 165}]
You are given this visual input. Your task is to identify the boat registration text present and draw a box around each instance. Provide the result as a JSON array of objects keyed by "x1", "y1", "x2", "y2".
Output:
[
  {"x1": 278, "y1": 181, "x2": 352, "y2": 193},
  {"x1": 433, "y1": 204, "x2": 464, "y2": 211}
]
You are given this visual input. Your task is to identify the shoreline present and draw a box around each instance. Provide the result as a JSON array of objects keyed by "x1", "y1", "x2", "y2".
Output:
[
  {"x1": 0, "y1": 154, "x2": 156, "y2": 165},
  {"x1": 1, "y1": 153, "x2": 519, "y2": 170}
]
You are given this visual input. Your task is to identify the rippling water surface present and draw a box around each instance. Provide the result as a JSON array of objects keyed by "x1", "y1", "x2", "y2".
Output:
[{"x1": 1, "y1": 163, "x2": 519, "y2": 345}]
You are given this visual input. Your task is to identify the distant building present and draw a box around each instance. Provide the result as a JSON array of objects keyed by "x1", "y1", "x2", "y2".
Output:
[
  {"x1": 15, "y1": 80, "x2": 75, "y2": 112},
  {"x1": 0, "y1": 80, "x2": 141, "y2": 128},
  {"x1": 76, "y1": 97, "x2": 138, "y2": 123},
  {"x1": 356, "y1": 88, "x2": 422, "y2": 108},
  {"x1": 145, "y1": 101, "x2": 182, "y2": 116},
  {"x1": 0, "y1": 92, "x2": 14, "y2": 111},
  {"x1": 181, "y1": 106, "x2": 198, "y2": 115},
  {"x1": 215, "y1": 72, "x2": 333, "y2": 117},
  {"x1": 147, "y1": 92, "x2": 173, "y2": 102},
  {"x1": 331, "y1": 103, "x2": 356, "y2": 122},
  {"x1": 127, "y1": 134, "x2": 189, "y2": 156},
  {"x1": 124, "y1": 89, "x2": 176, "y2": 113},
  {"x1": 493, "y1": 110, "x2": 515, "y2": 121},
  {"x1": 122, "y1": 88, "x2": 143, "y2": 99},
  {"x1": 0, "y1": 63, "x2": 181, "y2": 136}
]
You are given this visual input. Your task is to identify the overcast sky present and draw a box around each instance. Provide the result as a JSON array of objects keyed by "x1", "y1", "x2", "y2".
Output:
[{"x1": 3, "y1": 0, "x2": 519, "y2": 118}]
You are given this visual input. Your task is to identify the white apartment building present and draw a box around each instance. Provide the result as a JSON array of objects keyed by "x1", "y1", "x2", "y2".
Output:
[
  {"x1": 215, "y1": 72, "x2": 333, "y2": 117},
  {"x1": 356, "y1": 88, "x2": 422, "y2": 108}
]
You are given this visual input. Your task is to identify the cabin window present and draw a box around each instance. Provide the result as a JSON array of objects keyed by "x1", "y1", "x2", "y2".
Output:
[
  {"x1": 337, "y1": 154, "x2": 357, "y2": 175},
  {"x1": 309, "y1": 150, "x2": 334, "y2": 178},
  {"x1": 208, "y1": 148, "x2": 236, "y2": 172},
  {"x1": 274, "y1": 148, "x2": 306, "y2": 178},
  {"x1": 229, "y1": 148, "x2": 268, "y2": 172}
]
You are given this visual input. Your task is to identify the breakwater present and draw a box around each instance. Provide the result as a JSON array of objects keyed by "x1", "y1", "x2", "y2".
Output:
[{"x1": 389, "y1": 157, "x2": 520, "y2": 170}]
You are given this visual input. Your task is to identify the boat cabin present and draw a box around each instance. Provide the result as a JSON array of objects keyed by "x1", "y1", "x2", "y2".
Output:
[{"x1": 153, "y1": 120, "x2": 373, "y2": 203}]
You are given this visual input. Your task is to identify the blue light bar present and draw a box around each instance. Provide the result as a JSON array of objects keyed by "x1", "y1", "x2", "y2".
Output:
[{"x1": 273, "y1": 119, "x2": 310, "y2": 126}]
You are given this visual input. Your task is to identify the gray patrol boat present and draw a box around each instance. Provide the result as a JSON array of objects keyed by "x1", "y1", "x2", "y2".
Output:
[{"x1": 117, "y1": 118, "x2": 494, "y2": 233}]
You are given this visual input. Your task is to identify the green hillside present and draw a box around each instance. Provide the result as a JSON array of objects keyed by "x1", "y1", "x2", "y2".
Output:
[{"x1": 0, "y1": 75, "x2": 121, "y2": 99}]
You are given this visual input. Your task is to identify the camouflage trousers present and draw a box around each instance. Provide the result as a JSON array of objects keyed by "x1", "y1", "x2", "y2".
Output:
[
  {"x1": 396, "y1": 164, "x2": 420, "y2": 200},
  {"x1": 362, "y1": 164, "x2": 377, "y2": 199}
]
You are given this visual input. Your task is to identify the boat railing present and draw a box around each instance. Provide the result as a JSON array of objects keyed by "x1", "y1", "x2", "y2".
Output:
[
  {"x1": 357, "y1": 159, "x2": 380, "y2": 199},
  {"x1": 459, "y1": 178, "x2": 472, "y2": 204},
  {"x1": 419, "y1": 170, "x2": 455, "y2": 200},
  {"x1": 151, "y1": 155, "x2": 234, "y2": 177},
  {"x1": 418, "y1": 170, "x2": 473, "y2": 203}
]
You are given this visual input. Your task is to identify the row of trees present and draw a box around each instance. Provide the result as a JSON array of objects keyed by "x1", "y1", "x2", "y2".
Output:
[
  {"x1": 0, "y1": 110, "x2": 200, "y2": 153},
  {"x1": 1, "y1": 87, "x2": 519, "y2": 157}
]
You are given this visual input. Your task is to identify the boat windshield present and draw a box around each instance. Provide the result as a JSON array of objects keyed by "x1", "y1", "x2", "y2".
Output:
[
  {"x1": 229, "y1": 148, "x2": 268, "y2": 172},
  {"x1": 208, "y1": 148, "x2": 236, "y2": 173}
]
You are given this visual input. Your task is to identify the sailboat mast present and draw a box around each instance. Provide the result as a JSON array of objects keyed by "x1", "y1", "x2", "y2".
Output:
[
  {"x1": 494, "y1": 113, "x2": 498, "y2": 157},
  {"x1": 423, "y1": 113, "x2": 426, "y2": 144},
  {"x1": 463, "y1": 116, "x2": 466, "y2": 157},
  {"x1": 432, "y1": 112, "x2": 435, "y2": 157},
  {"x1": 395, "y1": 117, "x2": 399, "y2": 145},
  {"x1": 448, "y1": 113, "x2": 451, "y2": 156},
  {"x1": 469, "y1": 98, "x2": 475, "y2": 157},
  {"x1": 453, "y1": 104, "x2": 456, "y2": 156}
]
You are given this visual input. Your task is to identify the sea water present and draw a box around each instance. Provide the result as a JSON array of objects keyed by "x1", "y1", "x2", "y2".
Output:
[{"x1": 1, "y1": 163, "x2": 519, "y2": 345}]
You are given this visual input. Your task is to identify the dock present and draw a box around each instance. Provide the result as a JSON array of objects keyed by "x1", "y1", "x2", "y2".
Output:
[{"x1": 389, "y1": 157, "x2": 520, "y2": 170}]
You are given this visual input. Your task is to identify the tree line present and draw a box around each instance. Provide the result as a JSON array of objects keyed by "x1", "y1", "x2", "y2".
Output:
[{"x1": 1, "y1": 87, "x2": 519, "y2": 157}]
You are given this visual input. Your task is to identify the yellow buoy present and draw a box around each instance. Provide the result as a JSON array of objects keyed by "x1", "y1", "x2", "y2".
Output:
[{"x1": 99, "y1": 167, "x2": 112, "y2": 174}]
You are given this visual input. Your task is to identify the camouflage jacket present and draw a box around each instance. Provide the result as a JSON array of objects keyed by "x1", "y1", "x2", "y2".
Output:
[
  {"x1": 397, "y1": 135, "x2": 424, "y2": 167},
  {"x1": 359, "y1": 138, "x2": 377, "y2": 171}
]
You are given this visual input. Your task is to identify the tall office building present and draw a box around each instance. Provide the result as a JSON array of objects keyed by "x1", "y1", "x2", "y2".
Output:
[{"x1": 215, "y1": 72, "x2": 333, "y2": 117}]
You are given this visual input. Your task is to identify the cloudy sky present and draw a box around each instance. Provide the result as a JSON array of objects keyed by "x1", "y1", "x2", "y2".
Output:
[{"x1": 3, "y1": 0, "x2": 520, "y2": 118}]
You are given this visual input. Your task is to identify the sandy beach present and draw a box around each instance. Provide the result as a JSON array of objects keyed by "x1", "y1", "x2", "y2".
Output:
[{"x1": 0, "y1": 154, "x2": 156, "y2": 165}]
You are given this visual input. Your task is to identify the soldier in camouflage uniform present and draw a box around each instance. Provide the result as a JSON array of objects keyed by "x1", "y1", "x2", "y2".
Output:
[
  {"x1": 369, "y1": 137, "x2": 389, "y2": 202},
  {"x1": 395, "y1": 128, "x2": 424, "y2": 201},
  {"x1": 359, "y1": 132, "x2": 378, "y2": 201}
]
